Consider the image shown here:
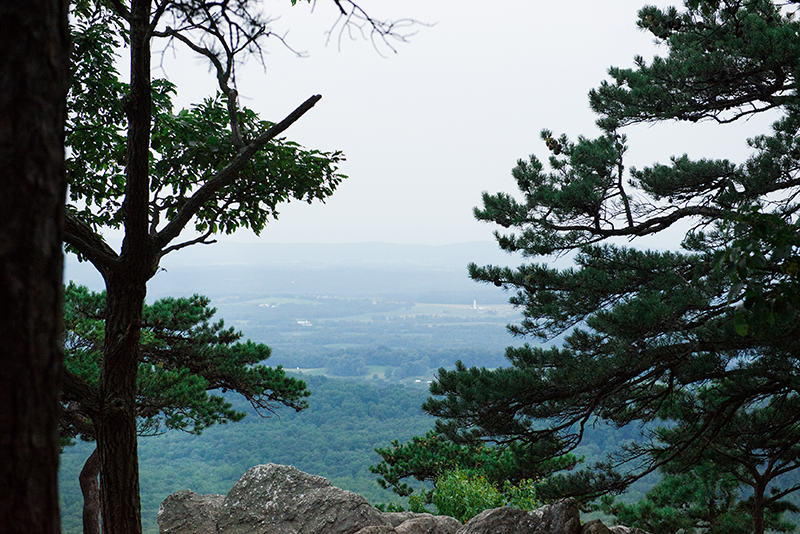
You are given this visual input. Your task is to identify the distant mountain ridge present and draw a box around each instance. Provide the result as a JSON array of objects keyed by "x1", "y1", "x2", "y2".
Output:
[
  {"x1": 64, "y1": 241, "x2": 528, "y2": 301},
  {"x1": 158, "y1": 241, "x2": 522, "y2": 269}
]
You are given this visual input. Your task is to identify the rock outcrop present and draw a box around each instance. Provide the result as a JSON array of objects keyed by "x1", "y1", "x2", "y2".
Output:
[
  {"x1": 158, "y1": 489, "x2": 225, "y2": 534},
  {"x1": 581, "y1": 519, "x2": 612, "y2": 534},
  {"x1": 384, "y1": 512, "x2": 421, "y2": 528},
  {"x1": 353, "y1": 527, "x2": 397, "y2": 534},
  {"x1": 158, "y1": 464, "x2": 648, "y2": 534},
  {"x1": 394, "y1": 513, "x2": 461, "y2": 534},
  {"x1": 454, "y1": 499, "x2": 580, "y2": 534},
  {"x1": 609, "y1": 528, "x2": 651, "y2": 534},
  {"x1": 214, "y1": 464, "x2": 391, "y2": 534}
]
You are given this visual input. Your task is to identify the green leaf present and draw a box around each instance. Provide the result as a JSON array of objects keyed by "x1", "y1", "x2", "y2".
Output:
[{"x1": 733, "y1": 312, "x2": 749, "y2": 337}]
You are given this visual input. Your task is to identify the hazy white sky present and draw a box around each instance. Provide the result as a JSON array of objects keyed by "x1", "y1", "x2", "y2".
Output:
[{"x1": 147, "y1": 0, "x2": 774, "y2": 246}]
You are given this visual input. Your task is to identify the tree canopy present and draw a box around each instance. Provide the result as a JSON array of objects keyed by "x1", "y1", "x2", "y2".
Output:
[
  {"x1": 598, "y1": 428, "x2": 799, "y2": 534},
  {"x1": 61, "y1": 283, "x2": 309, "y2": 442},
  {"x1": 62, "y1": 1, "x2": 413, "y2": 531},
  {"x1": 66, "y1": 2, "x2": 345, "y2": 255},
  {"x1": 421, "y1": 2, "x2": 800, "y2": 533},
  {"x1": 370, "y1": 430, "x2": 579, "y2": 503}
]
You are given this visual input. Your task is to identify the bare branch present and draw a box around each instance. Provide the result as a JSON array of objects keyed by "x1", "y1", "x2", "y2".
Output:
[
  {"x1": 149, "y1": 0, "x2": 171, "y2": 34},
  {"x1": 161, "y1": 229, "x2": 217, "y2": 256},
  {"x1": 153, "y1": 25, "x2": 246, "y2": 147},
  {"x1": 62, "y1": 370, "x2": 100, "y2": 409},
  {"x1": 153, "y1": 8, "x2": 247, "y2": 148},
  {"x1": 315, "y1": 0, "x2": 423, "y2": 55},
  {"x1": 524, "y1": 205, "x2": 728, "y2": 255}
]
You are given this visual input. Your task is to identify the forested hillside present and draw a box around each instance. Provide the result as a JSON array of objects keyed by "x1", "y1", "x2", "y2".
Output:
[
  {"x1": 60, "y1": 242, "x2": 533, "y2": 533},
  {"x1": 59, "y1": 372, "x2": 674, "y2": 534},
  {"x1": 62, "y1": 240, "x2": 800, "y2": 533}
]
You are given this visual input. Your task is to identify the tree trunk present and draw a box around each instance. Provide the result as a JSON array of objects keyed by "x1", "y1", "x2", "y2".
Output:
[
  {"x1": 80, "y1": 448, "x2": 102, "y2": 534},
  {"x1": 0, "y1": 1, "x2": 69, "y2": 533},
  {"x1": 96, "y1": 275, "x2": 147, "y2": 534},
  {"x1": 95, "y1": 0, "x2": 154, "y2": 532},
  {"x1": 752, "y1": 480, "x2": 766, "y2": 534}
]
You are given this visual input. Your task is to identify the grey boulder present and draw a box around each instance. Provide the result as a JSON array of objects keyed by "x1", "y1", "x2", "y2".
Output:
[
  {"x1": 353, "y1": 527, "x2": 398, "y2": 534},
  {"x1": 395, "y1": 513, "x2": 461, "y2": 534},
  {"x1": 582, "y1": 519, "x2": 612, "y2": 534},
  {"x1": 609, "y1": 527, "x2": 651, "y2": 534},
  {"x1": 455, "y1": 499, "x2": 581, "y2": 534},
  {"x1": 384, "y1": 512, "x2": 422, "y2": 528},
  {"x1": 158, "y1": 465, "x2": 647, "y2": 534},
  {"x1": 157, "y1": 489, "x2": 224, "y2": 534},
  {"x1": 215, "y1": 463, "x2": 392, "y2": 534}
]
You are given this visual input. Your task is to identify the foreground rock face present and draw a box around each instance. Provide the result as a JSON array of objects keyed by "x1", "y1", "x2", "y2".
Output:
[
  {"x1": 455, "y1": 499, "x2": 580, "y2": 534},
  {"x1": 158, "y1": 490, "x2": 224, "y2": 534},
  {"x1": 394, "y1": 513, "x2": 462, "y2": 534},
  {"x1": 158, "y1": 464, "x2": 648, "y2": 534},
  {"x1": 215, "y1": 464, "x2": 391, "y2": 534},
  {"x1": 582, "y1": 519, "x2": 611, "y2": 534},
  {"x1": 608, "y1": 528, "x2": 651, "y2": 534}
]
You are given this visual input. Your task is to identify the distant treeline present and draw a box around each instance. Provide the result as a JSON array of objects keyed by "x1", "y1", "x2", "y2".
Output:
[
  {"x1": 206, "y1": 293, "x2": 525, "y2": 374},
  {"x1": 279, "y1": 346, "x2": 510, "y2": 378}
]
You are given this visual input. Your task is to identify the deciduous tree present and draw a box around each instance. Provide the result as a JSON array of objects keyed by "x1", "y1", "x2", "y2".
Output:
[{"x1": 63, "y1": 1, "x2": 410, "y2": 531}]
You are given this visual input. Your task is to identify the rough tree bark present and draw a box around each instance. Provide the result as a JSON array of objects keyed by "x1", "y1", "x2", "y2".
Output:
[
  {"x1": 752, "y1": 478, "x2": 766, "y2": 534},
  {"x1": 80, "y1": 449, "x2": 102, "y2": 534},
  {"x1": 97, "y1": 276, "x2": 149, "y2": 534},
  {"x1": 0, "y1": 1, "x2": 69, "y2": 533},
  {"x1": 93, "y1": 1, "x2": 154, "y2": 532}
]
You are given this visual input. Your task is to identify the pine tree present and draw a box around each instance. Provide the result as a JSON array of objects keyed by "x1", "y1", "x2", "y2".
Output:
[
  {"x1": 599, "y1": 455, "x2": 797, "y2": 534},
  {"x1": 371, "y1": 430, "x2": 579, "y2": 501},
  {"x1": 422, "y1": 2, "x2": 800, "y2": 533},
  {"x1": 61, "y1": 283, "x2": 309, "y2": 534}
]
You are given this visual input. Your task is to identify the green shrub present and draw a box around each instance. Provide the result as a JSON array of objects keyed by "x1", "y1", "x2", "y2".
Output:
[
  {"x1": 405, "y1": 469, "x2": 541, "y2": 523},
  {"x1": 373, "y1": 502, "x2": 407, "y2": 513},
  {"x1": 432, "y1": 469, "x2": 504, "y2": 522},
  {"x1": 502, "y1": 477, "x2": 539, "y2": 512}
]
